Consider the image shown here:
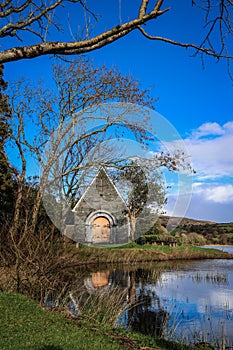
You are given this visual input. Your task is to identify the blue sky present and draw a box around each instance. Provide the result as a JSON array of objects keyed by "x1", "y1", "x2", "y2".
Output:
[{"x1": 3, "y1": 1, "x2": 233, "y2": 222}]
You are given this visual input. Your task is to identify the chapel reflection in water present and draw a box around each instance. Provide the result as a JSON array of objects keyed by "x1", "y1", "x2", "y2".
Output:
[
  {"x1": 82, "y1": 267, "x2": 170, "y2": 338},
  {"x1": 48, "y1": 259, "x2": 233, "y2": 347}
]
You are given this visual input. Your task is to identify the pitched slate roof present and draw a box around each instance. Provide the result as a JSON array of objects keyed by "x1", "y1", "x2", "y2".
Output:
[{"x1": 72, "y1": 167, "x2": 126, "y2": 212}]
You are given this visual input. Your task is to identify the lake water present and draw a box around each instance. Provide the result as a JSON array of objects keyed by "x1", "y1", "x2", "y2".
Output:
[
  {"x1": 202, "y1": 245, "x2": 233, "y2": 254},
  {"x1": 123, "y1": 259, "x2": 233, "y2": 348},
  {"x1": 58, "y1": 248, "x2": 233, "y2": 349}
]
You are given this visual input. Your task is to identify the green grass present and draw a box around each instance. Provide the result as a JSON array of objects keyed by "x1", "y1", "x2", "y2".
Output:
[
  {"x1": 0, "y1": 291, "x2": 193, "y2": 350},
  {"x1": 0, "y1": 292, "x2": 123, "y2": 350},
  {"x1": 0, "y1": 292, "x2": 201, "y2": 350},
  {"x1": 75, "y1": 243, "x2": 233, "y2": 266}
]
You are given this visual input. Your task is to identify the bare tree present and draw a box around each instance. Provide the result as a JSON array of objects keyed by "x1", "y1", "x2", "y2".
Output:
[
  {"x1": 0, "y1": 1, "x2": 233, "y2": 71},
  {"x1": 7, "y1": 57, "x2": 194, "y2": 241},
  {"x1": 0, "y1": 58, "x2": 157, "y2": 296},
  {"x1": 6, "y1": 57, "x2": 155, "y2": 237}
]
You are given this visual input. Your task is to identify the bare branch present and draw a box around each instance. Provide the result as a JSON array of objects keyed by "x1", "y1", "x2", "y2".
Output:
[
  {"x1": 138, "y1": 0, "x2": 150, "y2": 18},
  {"x1": 0, "y1": 1, "x2": 233, "y2": 76},
  {"x1": 0, "y1": 1, "x2": 31, "y2": 18},
  {"x1": 0, "y1": 0, "x2": 168, "y2": 63},
  {"x1": 138, "y1": 26, "x2": 233, "y2": 59},
  {"x1": 0, "y1": 0, "x2": 63, "y2": 38}
]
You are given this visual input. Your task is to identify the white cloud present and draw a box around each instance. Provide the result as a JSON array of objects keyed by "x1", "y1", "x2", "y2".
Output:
[
  {"x1": 205, "y1": 185, "x2": 233, "y2": 203},
  {"x1": 191, "y1": 122, "x2": 225, "y2": 139},
  {"x1": 192, "y1": 183, "x2": 233, "y2": 203},
  {"x1": 159, "y1": 121, "x2": 233, "y2": 222},
  {"x1": 185, "y1": 121, "x2": 233, "y2": 180},
  {"x1": 158, "y1": 121, "x2": 233, "y2": 180},
  {"x1": 165, "y1": 182, "x2": 233, "y2": 222}
]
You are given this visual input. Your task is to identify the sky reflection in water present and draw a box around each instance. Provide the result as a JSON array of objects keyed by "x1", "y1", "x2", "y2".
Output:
[{"x1": 141, "y1": 258, "x2": 233, "y2": 346}]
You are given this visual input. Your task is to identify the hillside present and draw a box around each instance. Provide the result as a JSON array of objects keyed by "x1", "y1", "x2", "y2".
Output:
[
  {"x1": 159, "y1": 216, "x2": 215, "y2": 229},
  {"x1": 159, "y1": 216, "x2": 233, "y2": 245}
]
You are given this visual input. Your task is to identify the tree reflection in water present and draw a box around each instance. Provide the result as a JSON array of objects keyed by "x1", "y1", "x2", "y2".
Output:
[
  {"x1": 124, "y1": 269, "x2": 170, "y2": 338},
  {"x1": 46, "y1": 260, "x2": 233, "y2": 348},
  {"x1": 84, "y1": 268, "x2": 169, "y2": 337},
  {"x1": 128, "y1": 288, "x2": 169, "y2": 337},
  {"x1": 79, "y1": 266, "x2": 169, "y2": 336},
  {"x1": 45, "y1": 265, "x2": 171, "y2": 338}
]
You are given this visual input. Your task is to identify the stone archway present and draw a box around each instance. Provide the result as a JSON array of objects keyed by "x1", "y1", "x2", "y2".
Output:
[
  {"x1": 92, "y1": 216, "x2": 110, "y2": 243},
  {"x1": 85, "y1": 210, "x2": 116, "y2": 244}
]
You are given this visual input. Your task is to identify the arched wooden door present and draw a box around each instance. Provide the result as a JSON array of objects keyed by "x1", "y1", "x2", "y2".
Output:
[
  {"x1": 92, "y1": 216, "x2": 110, "y2": 243},
  {"x1": 91, "y1": 271, "x2": 110, "y2": 287}
]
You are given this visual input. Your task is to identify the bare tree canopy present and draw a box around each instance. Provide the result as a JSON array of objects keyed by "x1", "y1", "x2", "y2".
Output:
[{"x1": 0, "y1": 1, "x2": 233, "y2": 66}]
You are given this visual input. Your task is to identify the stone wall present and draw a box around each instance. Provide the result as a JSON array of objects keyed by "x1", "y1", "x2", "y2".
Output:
[{"x1": 69, "y1": 168, "x2": 129, "y2": 244}]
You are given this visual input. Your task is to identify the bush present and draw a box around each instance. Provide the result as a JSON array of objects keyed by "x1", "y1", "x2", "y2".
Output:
[{"x1": 136, "y1": 234, "x2": 177, "y2": 245}]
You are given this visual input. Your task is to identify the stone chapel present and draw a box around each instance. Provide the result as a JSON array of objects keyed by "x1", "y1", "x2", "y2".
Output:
[{"x1": 65, "y1": 168, "x2": 130, "y2": 245}]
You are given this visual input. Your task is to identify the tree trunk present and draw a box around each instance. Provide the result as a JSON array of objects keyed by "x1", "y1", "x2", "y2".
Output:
[
  {"x1": 31, "y1": 189, "x2": 42, "y2": 234},
  {"x1": 9, "y1": 178, "x2": 24, "y2": 241},
  {"x1": 129, "y1": 214, "x2": 137, "y2": 242}
]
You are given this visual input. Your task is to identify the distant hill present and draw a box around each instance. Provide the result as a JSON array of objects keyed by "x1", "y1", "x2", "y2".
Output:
[
  {"x1": 159, "y1": 215, "x2": 215, "y2": 229},
  {"x1": 159, "y1": 215, "x2": 233, "y2": 245}
]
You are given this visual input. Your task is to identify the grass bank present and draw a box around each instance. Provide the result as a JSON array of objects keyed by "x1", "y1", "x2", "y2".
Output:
[
  {"x1": 64, "y1": 243, "x2": 233, "y2": 266},
  {"x1": 0, "y1": 292, "x2": 204, "y2": 350}
]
